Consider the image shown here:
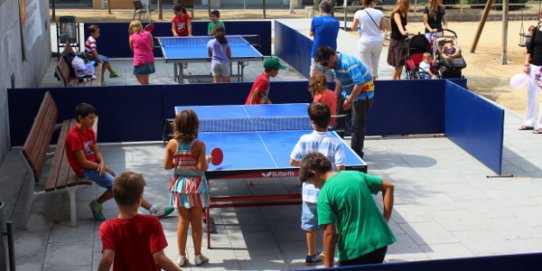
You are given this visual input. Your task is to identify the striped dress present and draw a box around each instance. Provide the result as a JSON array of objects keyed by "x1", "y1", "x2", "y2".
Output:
[{"x1": 169, "y1": 139, "x2": 210, "y2": 208}]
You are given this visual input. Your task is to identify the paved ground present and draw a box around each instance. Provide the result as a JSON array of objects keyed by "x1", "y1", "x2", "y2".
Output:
[{"x1": 2, "y1": 18, "x2": 542, "y2": 271}]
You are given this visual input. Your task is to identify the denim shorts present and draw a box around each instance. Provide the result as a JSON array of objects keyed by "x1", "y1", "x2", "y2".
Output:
[
  {"x1": 79, "y1": 169, "x2": 114, "y2": 190},
  {"x1": 301, "y1": 201, "x2": 319, "y2": 231},
  {"x1": 133, "y1": 62, "x2": 156, "y2": 75},
  {"x1": 86, "y1": 54, "x2": 110, "y2": 64}
]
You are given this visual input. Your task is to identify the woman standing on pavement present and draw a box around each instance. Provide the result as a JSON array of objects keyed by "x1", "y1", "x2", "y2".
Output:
[
  {"x1": 521, "y1": 12, "x2": 542, "y2": 134},
  {"x1": 387, "y1": 0, "x2": 410, "y2": 80},
  {"x1": 423, "y1": 0, "x2": 448, "y2": 40},
  {"x1": 351, "y1": 0, "x2": 390, "y2": 80}
]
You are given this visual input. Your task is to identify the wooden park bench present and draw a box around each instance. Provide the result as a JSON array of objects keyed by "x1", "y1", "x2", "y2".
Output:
[
  {"x1": 56, "y1": 43, "x2": 102, "y2": 87},
  {"x1": 20, "y1": 92, "x2": 98, "y2": 227}
]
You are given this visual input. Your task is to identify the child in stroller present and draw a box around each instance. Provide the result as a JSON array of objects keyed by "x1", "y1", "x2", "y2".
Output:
[
  {"x1": 419, "y1": 52, "x2": 439, "y2": 79},
  {"x1": 433, "y1": 30, "x2": 467, "y2": 78},
  {"x1": 404, "y1": 33, "x2": 433, "y2": 79}
]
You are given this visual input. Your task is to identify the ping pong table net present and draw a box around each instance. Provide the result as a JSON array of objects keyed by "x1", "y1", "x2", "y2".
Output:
[
  {"x1": 197, "y1": 115, "x2": 313, "y2": 133},
  {"x1": 159, "y1": 35, "x2": 258, "y2": 47}
]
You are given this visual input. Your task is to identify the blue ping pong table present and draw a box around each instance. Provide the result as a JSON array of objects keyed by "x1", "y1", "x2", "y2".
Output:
[
  {"x1": 158, "y1": 36, "x2": 264, "y2": 84},
  {"x1": 174, "y1": 104, "x2": 367, "y2": 248}
]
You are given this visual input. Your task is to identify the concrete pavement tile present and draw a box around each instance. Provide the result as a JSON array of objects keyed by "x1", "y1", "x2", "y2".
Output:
[
  {"x1": 43, "y1": 241, "x2": 93, "y2": 268},
  {"x1": 260, "y1": 205, "x2": 300, "y2": 222},
  {"x1": 391, "y1": 205, "x2": 434, "y2": 224},
  {"x1": 44, "y1": 266, "x2": 92, "y2": 271},
  {"x1": 431, "y1": 210, "x2": 489, "y2": 232},
  {"x1": 269, "y1": 221, "x2": 305, "y2": 242},
  {"x1": 386, "y1": 233, "x2": 428, "y2": 261},
  {"x1": 484, "y1": 217, "x2": 542, "y2": 240},
  {"x1": 451, "y1": 230, "x2": 517, "y2": 255},
  {"x1": 419, "y1": 243, "x2": 474, "y2": 260},
  {"x1": 506, "y1": 238, "x2": 542, "y2": 254},
  {"x1": 48, "y1": 221, "x2": 95, "y2": 243},
  {"x1": 237, "y1": 255, "x2": 289, "y2": 271},
  {"x1": 231, "y1": 231, "x2": 281, "y2": 257},
  {"x1": 399, "y1": 221, "x2": 458, "y2": 245}
]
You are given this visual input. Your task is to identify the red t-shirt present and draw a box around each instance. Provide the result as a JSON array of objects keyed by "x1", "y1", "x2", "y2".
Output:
[
  {"x1": 245, "y1": 73, "x2": 270, "y2": 105},
  {"x1": 100, "y1": 214, "x2": 168, "y2": 271},
  {"x1": 65, "y1": 125, "x2": 97, "y2": 175},
  {"x1": 313, "y1": 89, "x2": 338, "y2": 126},
  {"x1": 172, "y1": 13, "x2": 191, "y2": 36}
]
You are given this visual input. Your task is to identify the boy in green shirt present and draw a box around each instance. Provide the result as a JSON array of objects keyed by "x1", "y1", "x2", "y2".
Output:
[
  {"x1": 299, "y1": 152, "x2": 396, "y2": 267},
  {"x1": 208, "y1": 10, "x2": 225, "y2": 35}
]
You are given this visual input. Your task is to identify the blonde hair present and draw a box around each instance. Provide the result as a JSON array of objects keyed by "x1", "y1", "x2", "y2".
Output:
[
  {"x1": 128, "y1": 20, "x2": 143, "y2": 35},
  {"x1": 308, "y1": 73, "x2": 327, "y2": 98},
  {"x1": 392, "y1": 0, "x2": 410, "y2": 17}
]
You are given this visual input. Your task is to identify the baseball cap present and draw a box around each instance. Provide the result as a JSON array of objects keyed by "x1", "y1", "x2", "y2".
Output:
[{"x1": 263, "y1": 57, "x2": 287, "y2": 70}]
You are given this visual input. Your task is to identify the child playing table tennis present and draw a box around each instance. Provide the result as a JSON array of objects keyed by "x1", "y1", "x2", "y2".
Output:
[
  {"x1": 245, "y1": 57, "x2": 287, "y2": 105},
  {"x1": 207, "y1": 26, "x2": 231, "y2": 83},
  {"x1": 208, "y1": 9, "x2": 225, "y2": 36},
  {"x1": 164, "y1": 109, "x2": 211, "y2": 267},
  {"x1": 308, "y1": 73, "x2": 337, "y2": 127},
  {"x1": 171, "y1": 4, "x2": 192, "y2": 37},
  {"x1": 289, "y1": 103, "x2": 345, "y2": 265}
]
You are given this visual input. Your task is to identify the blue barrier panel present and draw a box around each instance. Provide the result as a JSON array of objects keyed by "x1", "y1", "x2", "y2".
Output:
[
  {"x1": 83, "y1": 21, "x2": 271, "y2": 58},
  {"x1": 366, "y1": 80, "x2": 446, "y2": 135},
  {"x1": 304, "y1": 252, "x2": 542, "y2": 271},
  {"x1": 275, "y1": 21, "x2": 312, "y2": 79},
  {"x1": 445, "y1": 80, "x2": 504, "y2": 174}
]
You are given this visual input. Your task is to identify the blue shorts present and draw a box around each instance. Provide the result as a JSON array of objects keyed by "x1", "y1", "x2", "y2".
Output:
[
  {"x1": 133, "y1": 62, "x2": 156, "y2": 75},
  {"x1": 86, "y1": 54, "x2": 110, "y2": 64},
  {"x1": 79, "y1": 169, "x2": 114, "y2": 191},
  {"x1": 301, "y1": 201, "x2": 319, "y2": 231}
]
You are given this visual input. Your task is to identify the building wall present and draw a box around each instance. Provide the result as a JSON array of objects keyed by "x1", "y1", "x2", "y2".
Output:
[{"x1": 0, "y1": 0, "x2": 51, "y2": 164}]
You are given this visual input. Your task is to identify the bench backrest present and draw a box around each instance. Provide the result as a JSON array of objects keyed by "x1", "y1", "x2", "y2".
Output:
[
  {"x1": 21, "y1": 92, "x2": 58, "y2": 183},
  {"x1": 57, "y1": 57, "x2": 72, "y2": 87}
]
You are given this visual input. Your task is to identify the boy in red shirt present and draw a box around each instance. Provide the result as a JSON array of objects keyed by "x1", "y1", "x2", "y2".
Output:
[
  {"x1": 245, "y1": 57, "x2": 287, "y2": 105},
  {"x1": 65, "y1": 103, "x2": 174, "y2": 221},
  {"x1": 171, "y1": 4, "x2": 192, "y2": 37},
  {"x1": 98, "y1": 172, "x2": 182, "y2": 271}
]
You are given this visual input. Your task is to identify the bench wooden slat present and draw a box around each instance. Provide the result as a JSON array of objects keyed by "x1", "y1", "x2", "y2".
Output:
[
  {"x1": 45, "y1": 120, "x2": 72, "y2": 191},
  {"x1": 57, "y1": 56, "x2": 102, "y2": 87},
  {"x1": 22, "y1": 92, "x2": 58, "y2": 183}
]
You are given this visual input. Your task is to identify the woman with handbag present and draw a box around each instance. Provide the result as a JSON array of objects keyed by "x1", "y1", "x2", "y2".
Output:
[{"x1": 351, "y1": 0, "x2": 390, "y2": 80}]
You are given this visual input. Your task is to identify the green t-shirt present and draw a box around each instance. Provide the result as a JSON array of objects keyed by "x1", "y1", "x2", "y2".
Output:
[
  {"x1": 318, "y1": 171, "x2": 396, "y2": 261},
  {"x1": 208, "y1": 20, "x2": 225, "y2": 34}
]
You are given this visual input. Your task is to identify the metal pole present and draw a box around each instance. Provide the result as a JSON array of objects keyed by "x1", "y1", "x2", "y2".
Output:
[
  {"x1": 263, "y1": 0, "x2": 267, "y2": 19},
  {"x1": 7, "y1": 222, "x2": 15, "y2": 271},
  {"x1": 52, "y1": 0, "x2": 56, "y2": 21},
  {"x1": 502, "y1": 0, "x2": 509, "y2": 64},
  {"x1": 208, "y1": 0, "x2": 211, "y2": 17},
  {"x1": 471, "y1": 0, "x2": 494, "y2": 53},
  {"x1": 159, "y1": 0, "x2": 163, "y2": 20},
  {"x1": 344, "y1": 0, "x2": 347, "y2": 29},
  {"x1": 108, "y1": 0, "x2": 111, "y2": 15}
]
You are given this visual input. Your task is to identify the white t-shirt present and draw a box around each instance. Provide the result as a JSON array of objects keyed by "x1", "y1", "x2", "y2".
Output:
[{"x1": 354, "y1": 8, "x2": 384, "y2": 44}]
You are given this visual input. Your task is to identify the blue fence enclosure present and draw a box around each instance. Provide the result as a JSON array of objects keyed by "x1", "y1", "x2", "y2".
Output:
[
  {"x1": 83, "y1": 21, "x2": 272, "y2": 58},
  {"x1": 275, "y1": 20, "x2": 312, "y2": 79},
  {"x1": 445, "y1": 80, "x2": 504, "y2": 175},
  {"x1": 304, "y1": 252, "x2": 542, "y2": 271}
]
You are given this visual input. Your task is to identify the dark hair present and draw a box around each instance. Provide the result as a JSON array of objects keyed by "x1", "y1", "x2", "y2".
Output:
[
  {"x1": 173, "y1": 109, "x2": 199, "y2": 144},
  {"x1": 319, "y1": 0, "x2": 333, "y2": 14},
  {"x1": 308, "y1": 103, "x2": 331, "y2": 129},
  {"x1": 316, "y1": 46, "x2": 336, "y2": 63},
  {"x1": 74, "y1": 103, "x2": 96, "y2": 122},
  {"x1": 112, "y1": 172, "x2": 146, "y2": 207},
  {"x1": 363, "y1": 0, "x2": 376, "y2": 7},
  {"x1": 210, "y1": 9, "x2": 220, "y2": 17},
  {"x1": 88, "y1": 25, "x2": 99, "y2": 34},
  {"x1": 214, "y1": 26, "x2": 228, "y2": 44},
  {"x1": 299, "y1": 152, "x2": 332, "y2": 182},
  {"x1": 173, "y1": 4, "x2": 187, "y2": 13}
]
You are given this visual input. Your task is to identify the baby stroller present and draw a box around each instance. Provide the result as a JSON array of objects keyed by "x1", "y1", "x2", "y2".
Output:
[
  {"x1": 404, "y1": 33, "x2": 433, "y2": 79},
  {"x1": 431, "y1": 29, "x2": 467, "y2": 78}
]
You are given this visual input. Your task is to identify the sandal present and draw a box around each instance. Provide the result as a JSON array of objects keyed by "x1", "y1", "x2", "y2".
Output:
[
  {"x1": 519, "y1": 125, "x2": 534, "y2": 130},
  {"x1": 533, "y1": 128, "x2": 542, "y2": 134}
]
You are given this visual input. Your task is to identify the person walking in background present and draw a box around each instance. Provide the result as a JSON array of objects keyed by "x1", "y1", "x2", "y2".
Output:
[
  {"x1": 290, "y1": 0, "x2": 298, "y2": 14},
  {"x1": 309, "y1": 0, "x2": 340, "y2": 88},
  {"x1": 351, "y1": 0, "x2": 390, "y2": 80},
  {"x1": 422, "y1": 0, "x2": 448, "y2": 41},
  {"x1": 299, "y1": 152, "x2": 396, "y2": 267},
  {"x1": 207, "y1": 26, "x2": 231, "y2": 83},
  {"x1": 128, "y1": 20, "x2": 155, "y2": 85},
  {"x1": 387, "y1": 0, "x2": 409, "y2": 80},
  {"x1": 522, "y1": 14, "x2": 542, "y2": 134}
]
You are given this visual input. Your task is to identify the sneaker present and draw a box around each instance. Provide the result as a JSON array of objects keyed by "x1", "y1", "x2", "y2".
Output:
[
  {"x1": 305, "y1": 251, "x2": 322, "y2": 265},
  {"x1": 177, "y1": 255, "x2": 189, "y2": 267},
  {"x1": 89, "y1": 200, "x2": 105, "y2": 221},
  {"x1": 109, "y1": 72, "x2": 121, "y2": 78},
  {"x1": 100, "y1": 80, "x2": 107, "y2": 86},
  {"x1": 194, "y1": 254, "x2": 209, "y2": 266},
  {"x1": 149, "y1": 205, "x2": 175, "y2": 218}
]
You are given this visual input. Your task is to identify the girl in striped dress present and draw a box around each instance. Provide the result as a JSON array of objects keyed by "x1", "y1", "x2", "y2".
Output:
[{"x1": 164, "y1": 109, "x2": 210, "y2": 267}]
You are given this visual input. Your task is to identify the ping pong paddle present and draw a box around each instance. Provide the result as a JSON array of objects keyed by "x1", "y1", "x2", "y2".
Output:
[
  {"x1": 144, "y1": 23, "x2": 155, "y2": 32},
  {"x1": 210, "y1": 147, "x2": 223, "y2": 166}
]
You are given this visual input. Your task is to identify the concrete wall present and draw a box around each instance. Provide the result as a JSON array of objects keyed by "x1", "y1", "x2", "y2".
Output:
[{"x1": 0, "y1": 0, "x2": 51, "y2": 165}]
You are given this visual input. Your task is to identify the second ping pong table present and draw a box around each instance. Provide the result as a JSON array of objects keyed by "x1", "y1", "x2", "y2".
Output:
[
  {"x1": 173, "y1": 104, "x2": 367, "y2": 248},
  {"x1": 158, "y1": 35, "x2": 264, "y2": 84}
]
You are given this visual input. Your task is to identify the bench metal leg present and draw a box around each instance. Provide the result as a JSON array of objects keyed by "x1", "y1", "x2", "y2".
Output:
[
  {"x1": 67, "y1": 188, "x2": 77, "y2": 227},
  {"x1": 22, "y1": 188, "x2": 35, "y2": 230}
]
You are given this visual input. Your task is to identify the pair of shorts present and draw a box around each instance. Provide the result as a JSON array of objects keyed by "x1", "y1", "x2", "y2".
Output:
[
  {"x1": 133, "y1": 62, "x2": 156, "y2": 75},
  {"x1": 310, "y1": 58, "x2": 335, "y2": 83},
  {"x1": 79, "y1": 169, "x2": 114, "y2": 190},
  {"x1": 301, "y1": 201, "x2": 319, "y2": 231},
  {"x1": 211, "y1": 61, "x2": 231, "y2": 77},
  {"x1": 86, "y1": 54, "x2": 110, "y2": 64}
]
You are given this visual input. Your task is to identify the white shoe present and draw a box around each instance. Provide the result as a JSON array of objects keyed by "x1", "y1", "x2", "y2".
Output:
[
  {"x1": 177, "y1": 255, "x2": 189, "y2": 267},
  {"x1": 194, "y1": 254, "x2": 209, "y2": 266}
]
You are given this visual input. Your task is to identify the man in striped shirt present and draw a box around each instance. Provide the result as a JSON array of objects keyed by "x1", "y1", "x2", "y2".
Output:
[
  {"x1": 85, "y1": 25, "x2": 121, "y2": 85},
  {"x1": 316, "y1": 46, "x2": 374, "y2": 159}
]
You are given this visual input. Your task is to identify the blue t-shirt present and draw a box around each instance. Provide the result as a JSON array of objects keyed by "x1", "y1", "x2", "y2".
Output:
[
  {"x1": 310, "y1": 15, "x2": 340, "y2": 58},
  {"x1": 334, "y1": 53, "x2": 374, "y2": 101}
]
